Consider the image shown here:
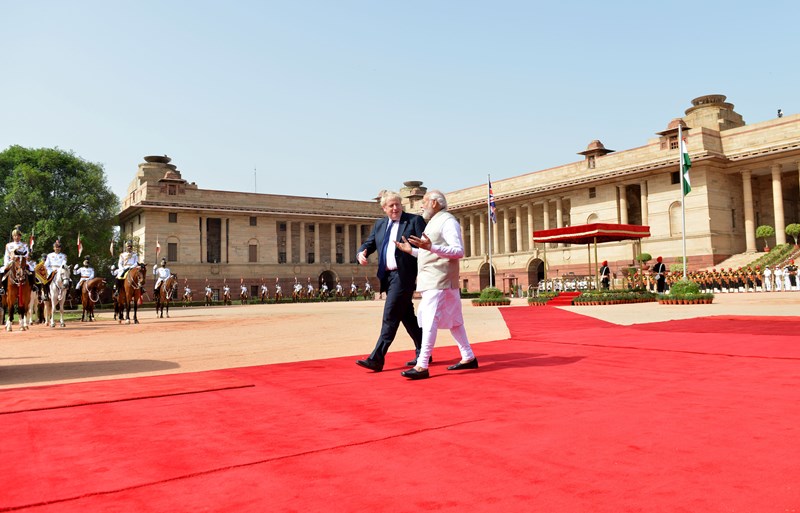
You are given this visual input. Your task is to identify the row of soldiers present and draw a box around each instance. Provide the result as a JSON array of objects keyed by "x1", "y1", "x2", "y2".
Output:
[{"x1": 625, "y1": 262, "x2": 799, "y2": 293}]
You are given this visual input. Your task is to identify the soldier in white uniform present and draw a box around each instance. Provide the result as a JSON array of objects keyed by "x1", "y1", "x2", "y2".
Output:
[
  {"x1": 240, "y1": 282, "x2": 248, "y2": 297},
  {"x1": 204, "y1": 283, "x2": 213, "y2": 300},
  {"x1": 153, "y1": 258, "x2": 171, "y2": 297},
  {"x1": 335, "y1": 280, "x2": 343, "y2": 296},
  {"x1": 45, "y1": 239, "x2": 68, "y2": 279},
  {"x1": 350, "y1": 281, "x2": 358, "y2": 295},
  {"x1": 306, "y1": 278, "x2": 314, "y2": 296},
  {"x1": 42, "y1": 239, "x2": 69, "y2": 299},
  {"x1": 183, "y1": 285, "x2": 192, "y2": 299},
  {"x1": 222, "y1": 283, "x2": 231, "y2": 296},
  {"x1": 113, "y1": 241, "x2": 140, "y2": 297},
  {"x1": 260, "y1": 282, "x2": 269, "y2": 298},
  {"x1": 2, "y1": 225, "x2": 36, "y2": 291},
  {"x1": 73, "y1": 257, "x2": 95, "y2": 291},
  {"x1": 274, "y1": 279, "x2": 282, "y2": 298},
  {"x1": 763, "y1": 265, "x2": 773, "y2": 292}
]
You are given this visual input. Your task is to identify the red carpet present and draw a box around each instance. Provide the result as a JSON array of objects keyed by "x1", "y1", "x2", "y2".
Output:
[{"x1": 1, "y1": 307, "x2": 799, "y2": 512}]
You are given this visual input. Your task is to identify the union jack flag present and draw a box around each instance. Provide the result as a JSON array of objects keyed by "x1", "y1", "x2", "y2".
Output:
[{"x1": 488, "y1": 180, "x2": 497, "y2": 224}]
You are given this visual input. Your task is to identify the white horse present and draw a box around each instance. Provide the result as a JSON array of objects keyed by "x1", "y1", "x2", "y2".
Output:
[{"x1": 48, "y1": 264, "x2": 71, "y2": 327}]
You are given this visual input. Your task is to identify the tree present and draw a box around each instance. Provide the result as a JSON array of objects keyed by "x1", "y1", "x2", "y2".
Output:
[
  {"x1": 786, "y1": 223, "x2": 800, "y2": 246},
  {"x1": 0, "y1": 145, "x2": 119, "y2": 275},
  {"x1": 755, "y1": 225, "x2": 775, "y2": 251}
]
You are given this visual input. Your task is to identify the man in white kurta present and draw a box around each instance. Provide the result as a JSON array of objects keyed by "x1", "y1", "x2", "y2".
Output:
[{"x1": 396, "y1": 189, "x2": 477, "y2": 380}]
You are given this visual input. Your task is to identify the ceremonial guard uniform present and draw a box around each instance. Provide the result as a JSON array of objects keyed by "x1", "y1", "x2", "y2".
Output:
[
  {"x1": 306, "y1": 279, "x2": 314, "y2": 296},
  {"x1": 787, "y1": 260, "x2": 798, "y2": 290},
  {"x1": 184, "y1": 285, "x2": 192, "y2": 298},
  {"x1": 153, "y1": 258, "x2": 171, "y2": 296},
  {"x1": 764, "y1": 266, "x2": 773, "y2": 292},
  {"x1": 260, "y1": 283, "x2": 269, "y2": 297},
  {"x1": 652, "y1": 257, "x2": 667, "y2": 293},
  {"x1": 599, "y1": 261, "x2": 610, "y2": 289},
  {"x1": 114, "y1": 241, "x2": 140, "y2": 296},
  {"x1": 2, "y1": 226, "x2": 36, "y2": 291},
  {"x1": 774, "y1": 266, "x2": 784, "y2": 291},
  {"x1": 204, "y1": 284, "x2": 213, "y2": 299},
  {"x1": 74, "y1": 257, "x2": 95, "y2": 291},
  {"x1": 45, "y1": 240, "x2": 68, "y2": 280},
  {"x1": 240, "y1": 283, "x2": 248, "y2": 297}
]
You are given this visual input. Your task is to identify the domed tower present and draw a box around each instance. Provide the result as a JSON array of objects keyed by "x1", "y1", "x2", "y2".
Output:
[
  {"x1": 577, "y1": 140, "x2": 614, "y2": 169},
  {"x1": 683, "y1": 94, "x2": 745, "y2": 131}
]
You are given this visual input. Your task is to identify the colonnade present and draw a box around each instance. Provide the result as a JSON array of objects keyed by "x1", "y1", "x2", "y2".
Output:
[
  {"x1": 741, "y1": 162, "x2": 800, "y2": 251},
  {"x1": 279, "y1": 221, "x2": 373, "y2": 264}
]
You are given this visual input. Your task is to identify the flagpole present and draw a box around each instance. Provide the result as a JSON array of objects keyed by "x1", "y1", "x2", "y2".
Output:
[
  {"x1": 679, "y1": 125, "x2": 688, "y2": 280},
  {"x1": 487, "y1": 174, "x2": 494, "y2": 288}
]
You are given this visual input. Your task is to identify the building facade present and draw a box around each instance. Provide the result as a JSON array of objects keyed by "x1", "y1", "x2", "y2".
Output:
[
  {"x1": 117, "y1": 157, "x2": 425, "y2": 298},
  {"x1": 447, "y1": 94, "x2": 800, "y2": 292},
  {"x1": 119, "y1": 95, "x2": 800, "y2": 295}
]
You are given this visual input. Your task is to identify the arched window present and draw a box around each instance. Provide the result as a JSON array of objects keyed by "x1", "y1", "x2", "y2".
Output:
[
  {"x1": 586, "y1": 213, "x2": 599, "y2": 224},
  {"x1": 669, "y1": 201, "x2": 682, "y2": 237}
]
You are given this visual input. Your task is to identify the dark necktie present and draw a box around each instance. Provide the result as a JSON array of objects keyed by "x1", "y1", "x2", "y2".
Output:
[{"x1": 377, "y1": 221, "x2": 393, "y2": 280}]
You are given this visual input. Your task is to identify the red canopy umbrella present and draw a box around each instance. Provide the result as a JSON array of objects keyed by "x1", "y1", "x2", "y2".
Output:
[{"x1": 533, "y1": 223, "x2": 651, "y2": 288}]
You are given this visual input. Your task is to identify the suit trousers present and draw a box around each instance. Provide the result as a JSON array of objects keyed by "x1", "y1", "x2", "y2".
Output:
[{"x1": 368, "y1": 270, "x2": 422, "y2": 365}]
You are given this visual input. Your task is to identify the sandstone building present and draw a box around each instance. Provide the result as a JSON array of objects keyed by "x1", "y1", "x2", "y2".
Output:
[{"x1": 118, "y1": 95, "x2": 800, "y2": 295}]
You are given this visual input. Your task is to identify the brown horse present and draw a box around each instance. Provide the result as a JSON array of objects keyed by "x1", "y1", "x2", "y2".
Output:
[
  {"x1": 5, "y1": 254, "x2": 32, "y2": 331},
  {"x1": 240, "y1": 287, "x2": 249, "y2": 305},
  {"x1": 81, "y1": 277, "x2": 106, "y2": 322},
  {"x1": 116, "y1": 264, "x2": 146, "y2": 324},
  {"x1": 204, "y1": 288, "x2": 213, "y2": 306},
  {"x1": 155, "y1": 275, "x2": 177, "y2": 318}
]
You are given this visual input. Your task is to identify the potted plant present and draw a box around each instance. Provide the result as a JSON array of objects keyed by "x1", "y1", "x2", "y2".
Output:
[
  {"x1": 635, "y1": 252, "x2": 652, "y2": 271},
  {"x1": 472, "y1": 287, "x2": 511, "y2": 307},
  {"x1": 657, "y1": 279, "x2": 714, "y2": 305},
  {"x1": 786, "y1": 223, "x2": 800, "y2": 248},
  {"x1": 756, "y1": 225, "x2": 775, "y2": 252}
]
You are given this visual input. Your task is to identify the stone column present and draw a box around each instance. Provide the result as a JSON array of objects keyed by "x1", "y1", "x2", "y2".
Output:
[
  {"x1": 742, "y1": 170, "x2": 757, "y2": 252},
  {"x1": 640, "y1": 181, "x2": 648, "y2": 226},
  {"x1": 502, "y1": 207, "x2": 511, "y2": 254},
  {"x1": 286, "y1": 221, "x2": 293, "y2": 264},
  {"x1": 330, "y1": 223, "x2": 337, "y2": 263},
  {"x1": 543, "y1": 200, "x2": 551, "y2": 248},
  {"x1": 479, "y1": 214, "x2": 486, "y2": 256},
  {"x1": 299, "y1": 222, "x2": 306, "y2": 264},
  {"x1": 314, "y1": 222, "x2": 321, "y2": 264},
  {"x1": 527, "y1": 203, "x2": 535, "y2": 251},
  {"x1": 555, "y1": 198, "x2": 563, "y2": 247},
  {"x1": 618, "y1": 185, "x2": 628, "y2": 224},
  {"x1": 771, "y1": 163, "x2": 787, "y2": 245},
  {"x1": 344, "y1": 224, "x2": 351, "y2": 264},
  {"x1": 493, "y1": 209, "x2": 500, "y2": 255},
  {"x1": 469, "y1": 214, "x2": 477, "y2": 257},
  {"x1": 515, "y1": 206, "x2": 523, "y2": 254},
  {"x1": 200, "y1": 216, "x2": 205, "y2": 263}
]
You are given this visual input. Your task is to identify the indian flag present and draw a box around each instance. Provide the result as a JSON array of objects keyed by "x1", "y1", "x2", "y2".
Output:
[{"x1": 680, "y1": 137, "x2": 692, "y2": 195}]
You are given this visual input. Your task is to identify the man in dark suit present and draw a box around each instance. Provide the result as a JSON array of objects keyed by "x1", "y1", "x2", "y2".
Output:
[{"x1": 355, "y1": 191, "x2": 427, "y2": 372}]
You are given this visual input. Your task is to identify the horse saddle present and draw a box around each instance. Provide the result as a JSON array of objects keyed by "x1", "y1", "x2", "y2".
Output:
[{"x1": 34, "y1": 263, "x2": 51, "y2": 285}]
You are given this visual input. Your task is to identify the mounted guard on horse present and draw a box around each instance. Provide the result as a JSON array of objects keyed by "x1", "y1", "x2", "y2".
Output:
[
  {"x1": 153, "y1": 258, "x2": 177, "y2": 318},
  {"x1": 113, "y1": 240, "x2": 146, "y2": 324},
  {"x1": 1, "y1": 226, "x2": 36, "y2": 331}
]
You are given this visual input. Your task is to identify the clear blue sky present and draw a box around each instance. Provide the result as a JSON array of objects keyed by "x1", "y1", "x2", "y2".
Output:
[{"x1": 3, "y1": 0, "x2": 798, "y2": 203}]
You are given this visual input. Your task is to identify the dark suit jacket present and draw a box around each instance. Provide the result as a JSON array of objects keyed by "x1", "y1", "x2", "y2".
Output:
[{"x1": 358, "y1": 212, "x2": 426, "y2": 292}]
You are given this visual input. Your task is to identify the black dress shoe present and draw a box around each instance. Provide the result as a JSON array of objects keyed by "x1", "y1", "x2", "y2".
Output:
[
  {"x1": 447, "y1": 358, "x2": 479, "y2": 371},
  {"x1": 356, "y1": 359, "x2": 383, "y2": 372},
  {"x1": 405, "y1": 356, "x2": 433, "y2": 366},
  {"x1": 401, "y1": 367, "x2": 429, "y2": 379}
]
